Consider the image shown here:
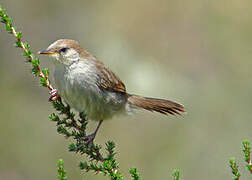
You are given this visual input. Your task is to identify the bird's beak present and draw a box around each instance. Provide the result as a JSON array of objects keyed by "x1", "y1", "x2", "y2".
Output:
[{"x1": 38, "y1": 49, "x2": 57, "y2": 55}]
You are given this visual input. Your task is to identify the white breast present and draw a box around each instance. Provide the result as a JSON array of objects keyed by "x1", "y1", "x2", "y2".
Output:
[{"x1": 54, "y1": 60, "x2": 127, "y2": 121}]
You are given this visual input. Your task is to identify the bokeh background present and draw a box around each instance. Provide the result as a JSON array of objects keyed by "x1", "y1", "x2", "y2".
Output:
[{"x1": 0, "y1": 0, "x2": 252, "y2": 179}]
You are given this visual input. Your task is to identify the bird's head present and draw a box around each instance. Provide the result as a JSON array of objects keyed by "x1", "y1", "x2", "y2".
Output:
[{"x1": 39, "y1": 39, "x2": 91, "y2": 66}]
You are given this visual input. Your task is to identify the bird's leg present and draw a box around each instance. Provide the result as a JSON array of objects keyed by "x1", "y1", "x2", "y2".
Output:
[
  {"x1": 49, "y1": 89, "x2": 59, "y2": 101},
  {"x1": 78, "y1": 120, "x2": 103, "y2": 149}
]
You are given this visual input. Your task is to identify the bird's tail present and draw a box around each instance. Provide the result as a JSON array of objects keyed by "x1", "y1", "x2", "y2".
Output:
[{"x1": 127, "y1": 94, "x2": 185, "y2": 115}]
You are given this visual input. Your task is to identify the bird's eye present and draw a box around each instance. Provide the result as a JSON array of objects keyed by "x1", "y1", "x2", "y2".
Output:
[{"x1": 60, "y1": 48, "x2": 68, "y2": 53}]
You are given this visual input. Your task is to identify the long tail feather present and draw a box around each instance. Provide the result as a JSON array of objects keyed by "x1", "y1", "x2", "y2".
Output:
[{"x1": 127, "y1": 94, "x2": 185, "y2": 115}]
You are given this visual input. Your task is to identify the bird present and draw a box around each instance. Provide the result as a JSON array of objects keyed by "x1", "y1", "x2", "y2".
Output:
[{"x1": 39, "y1": 39, "x2": 185, "y2": 146}]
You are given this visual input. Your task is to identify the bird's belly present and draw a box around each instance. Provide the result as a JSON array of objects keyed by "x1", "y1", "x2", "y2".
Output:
[{"x1": 54, "y1": 68, "x2": 126, "y2": 121}]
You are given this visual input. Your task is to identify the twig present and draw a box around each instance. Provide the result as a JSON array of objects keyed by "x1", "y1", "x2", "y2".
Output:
[
  {"x1": 172, "y1": 169, "x2": 180, "y2": 180},
  {"x1": 229, "y1": 158, "x2": 241, "y2": 180},
  {"x1": 242, "y1": 140, "x2": 252, "y2": 173}
]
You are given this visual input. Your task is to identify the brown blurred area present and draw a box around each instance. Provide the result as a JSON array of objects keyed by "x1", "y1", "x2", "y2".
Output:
[{"x1": 0, "y1": 0, "x2": 252, "y2": 179}]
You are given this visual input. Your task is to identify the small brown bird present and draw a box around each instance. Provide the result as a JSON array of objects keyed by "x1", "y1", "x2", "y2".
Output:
[{"x1": 39, "y1": 39, "x2": 185, "y2": 146}]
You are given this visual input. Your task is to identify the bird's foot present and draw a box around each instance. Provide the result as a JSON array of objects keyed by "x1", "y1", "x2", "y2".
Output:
[
  {"x1": 75, "y1": 120, "x2": 103, "y2": 151},
  {"x1": 76, "y1": 133, "x2": 96, "y2": 150},
  {"x1": 83, "y1": 133, "x2": 96, "y2": 147},
  {"x1": 49, "y1": 89, "x2": 59, "y2": 101}
]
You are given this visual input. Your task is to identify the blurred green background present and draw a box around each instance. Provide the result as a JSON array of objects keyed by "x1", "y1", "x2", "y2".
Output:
[{"x1": 0, "y1": 0, "x2": 252, "y2": 179}]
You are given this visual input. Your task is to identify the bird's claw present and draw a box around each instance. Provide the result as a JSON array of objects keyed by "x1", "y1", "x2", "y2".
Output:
[
  {"x1": 83, "y1": 133, "x2": 96, "y2": 148},
  {"x1": 49, "y1": 89, "x2": 58, "y2": 101},
  {"x1": 76, "y1": 133, "x2": 96, "y2": 151}
]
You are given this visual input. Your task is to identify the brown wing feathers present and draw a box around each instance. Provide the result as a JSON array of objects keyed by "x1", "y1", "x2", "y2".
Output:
[
  {"x1": 127, "y1": 94, "x2": 185, "y2": 115},
  {"x1": 95, "y1": 61, "x2": 126, "y2": 93}
]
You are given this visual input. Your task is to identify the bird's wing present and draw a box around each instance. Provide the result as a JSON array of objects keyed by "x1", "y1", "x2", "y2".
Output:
[{"x1": 95, "y1": 61, "x2": 126, "y2": 93}]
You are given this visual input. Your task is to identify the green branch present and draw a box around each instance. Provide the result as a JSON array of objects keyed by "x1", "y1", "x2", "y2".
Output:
[
  {"x1": 129, "y1": 168, "x2": 141, "y2": 180},
  {"x1": 57, "y1": 159, "x2": 67, "y2": 180},
  {"x1": 229, "y1": 158, "x2": 241, "y2": 180},
  {"x1": 229, "y1": 140, "x2": 252, "y2": 179},
  {"x1": 0, "y1": 7, "x2": 51, "y2": 88},
  {"x1": 172, "y1": 169, "x2": 180, "y2": 180},
  {"x1": 242, "y1": 140, "x2": 252, "y2": 173}
]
